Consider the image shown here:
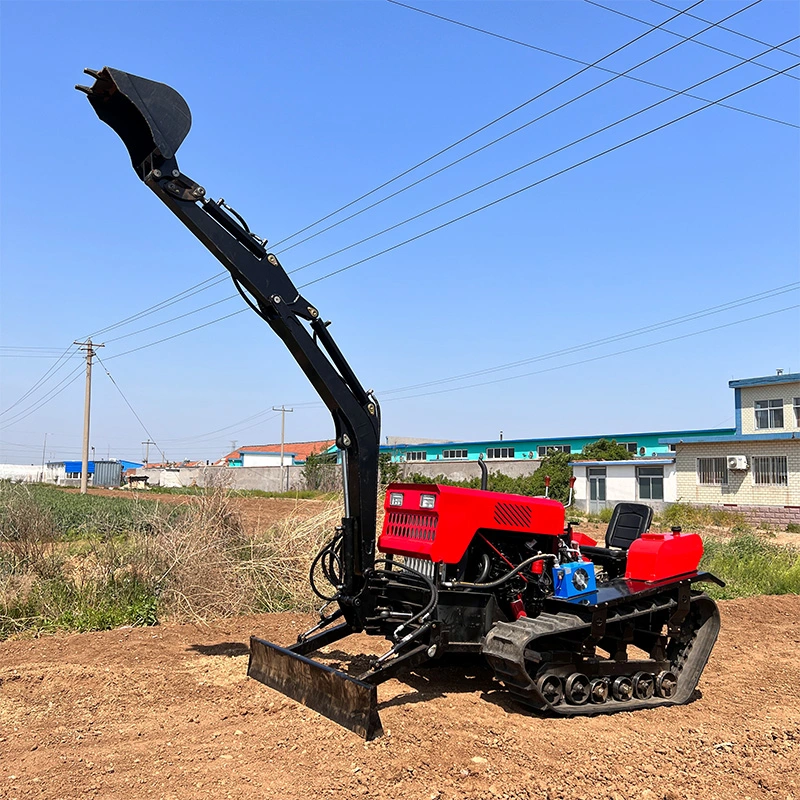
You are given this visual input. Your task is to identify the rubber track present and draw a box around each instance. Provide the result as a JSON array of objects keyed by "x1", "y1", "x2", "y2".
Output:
[{"x1": 481, "y1": 593, "x2": 720, "y2": 716}]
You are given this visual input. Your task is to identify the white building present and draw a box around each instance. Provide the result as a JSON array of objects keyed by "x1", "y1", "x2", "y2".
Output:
[
  {"x1": 661, "y1": 371, "x2": 800, "y2": 526},
  {"x1": 571, "y1": 457, "x2": 677, "y2": 514}
]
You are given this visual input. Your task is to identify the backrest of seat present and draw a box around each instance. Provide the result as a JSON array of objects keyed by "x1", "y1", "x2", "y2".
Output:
[{"x1": 605, "y1": 503, "x2": 653, "y2": 550}]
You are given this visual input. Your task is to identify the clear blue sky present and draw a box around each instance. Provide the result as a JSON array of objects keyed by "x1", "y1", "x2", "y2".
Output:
[{"x1": 1, "y1": 0, "x2": 798, "y2": 465}]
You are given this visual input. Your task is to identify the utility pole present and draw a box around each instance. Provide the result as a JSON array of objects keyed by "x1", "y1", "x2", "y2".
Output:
[
  {"x1": 272, "y1": 405, "x2": 294, "y2": 491},
  {"x1": 74, "y1": 339, "x2": 104, "y2": 494},
  {"x1": 40, "y1": 432, "x2": 49, "y2": 482},
  {"x1": 142, "y1": 439, "x2": 154, "y2": 464}
]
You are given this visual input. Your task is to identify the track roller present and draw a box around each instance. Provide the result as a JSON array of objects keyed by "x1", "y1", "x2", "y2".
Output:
[
  {"x1": 564, "y1": 673, "x2": 590, "y2": 705},
  {"x1": 536, "y1": 674, "x2": 563, "y2": 705},
  {"x1": 632, "y1": 672, "x2": 655, "y2": 700},
  {"x1": 589, "y1": 678, "x2": 609, "y2": 704},
  {"x1": 611, "y1": 676, "x2": 633, "y2": 701},
  {"x1": 655, "y1": 670, "x2": 678, "y2": 698}
]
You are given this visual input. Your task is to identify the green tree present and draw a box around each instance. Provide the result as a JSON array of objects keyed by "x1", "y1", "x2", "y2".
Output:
[
  {"x1": 581, "y1": 438, "x2": 633, "y2": 461},
  {"x1": 302, "y1": 450, "x2": 339, "y2": 491},
  {"x1": 529, "y1": 450, "x2": 574, "y2": 502},
  {"x1": 378, "y1": 452, "x2": 401, "y2": 488}
]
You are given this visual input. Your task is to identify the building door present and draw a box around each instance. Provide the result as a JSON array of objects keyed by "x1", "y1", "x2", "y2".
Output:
[{"x1": 588, "y1": 467, "x2": 607, "y2": 513}]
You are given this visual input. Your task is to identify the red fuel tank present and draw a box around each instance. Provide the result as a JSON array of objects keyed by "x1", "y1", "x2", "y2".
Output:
[{"x1": 625, "y1": 530, "x2": 703, "y2": 582}]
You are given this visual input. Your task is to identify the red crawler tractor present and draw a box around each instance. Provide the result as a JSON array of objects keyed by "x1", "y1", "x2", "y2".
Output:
[{"x1": 79, "y1": 67, "x2": 722, "y2": 739}]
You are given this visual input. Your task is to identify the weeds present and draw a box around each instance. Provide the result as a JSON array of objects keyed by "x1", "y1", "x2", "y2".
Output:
[
  {"x1": 0, "y1": 481, "x2": 343, "y2": 636},
  {"x1": 2, "y1": 480, "x2": 797, "y2": 639},
  {"x1": 658, "y1": 502, "x2": 749, "y2": 531},
  {"x1": 0, "y1": 481, "x2": 181, "y2": 540},
  {"x1": 584, "y1": 507, "x2": 614, "y2": 525},
  {"x1": 701, "y1": 533, "x2": 800, "y2": 599}
]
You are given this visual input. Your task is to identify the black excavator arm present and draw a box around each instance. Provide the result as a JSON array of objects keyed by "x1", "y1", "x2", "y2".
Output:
[{"x1": 77, "y1": 67, "x2": 380, "y2": 615}]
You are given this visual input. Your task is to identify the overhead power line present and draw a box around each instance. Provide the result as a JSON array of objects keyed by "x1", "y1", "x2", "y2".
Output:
[
  {"x1": 78, "y1": 48, "x2": 799, "y2": 362},
  {"x1": 95, "y1": 354, "x2": 166, "y2": 463},
  {"x1": 0, "y1": 344, "x2": 77, "y2": 418},
  {"x1": 85, "y1": 273, "x2": 229, "y2": 340},
  {"x1": 586, "y1": 0, "x2": 800, "y2": 83},
  {"x1": 378, "y1": 284, "x2": 800, "y2": 396},
  {"x1": 291, "y1": 6, "x2": 785, "y2": 278},
  {"x1": 382, "y1": 305, "x2": 800, "y2": 402},
  {"x1": 0, "y1": 363, "x2": 85, "y2": 428},
  {"x1": 276, "y1": 0, "x2": 788, "y2": 274},
  {"x1": 276, "y1": 0, "x2": 723, "y2": 259},
  {"x1": 649, "y1": 0, "x2": 800, "y2": 60},
  {"x1": 66, "y1": 0, "x2": 710, "y2": 348},
  {"x1": 389, "y1": 0, "x2": 798, "y2": 124},
  {"x1": 299, "y1": 49, "x2": 799, "y2": 289}
]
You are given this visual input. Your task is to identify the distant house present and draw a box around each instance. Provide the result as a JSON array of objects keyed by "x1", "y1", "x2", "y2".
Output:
[
  {"x1": 660, "y1": 372, "x2": 799, "y2": 525},
  {"x1": 219, "y1": 440, "x2": 335, "y2": 468},
  {"x1": 46, "y1": 459, "x2": 142, "y2": 487},
  {"x1": 571, "y1": 457, "x2": 677, "y2": 514}
]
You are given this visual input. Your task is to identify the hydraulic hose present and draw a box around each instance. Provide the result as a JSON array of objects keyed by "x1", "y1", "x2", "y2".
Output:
[
  {"x1": 309, "y1": 529, "x2": 345, "y2": 601},
  {"x1": 372, "y1": 558, "x2": 438, "y2": 639},
  {"x1": 442, "y1": 553, "x2": 556, "y2": 591}
]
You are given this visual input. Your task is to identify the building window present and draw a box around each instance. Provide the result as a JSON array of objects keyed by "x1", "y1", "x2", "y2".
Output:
[
  {"x1": 794, "y1": 397, "x2": 800, "y2": 427},
  {"x1": 752, "y1": 455, "x2": 788, "y2": 486},
  {"x1": 588, "y1": 467, "x2": 606, "y2": 502},
  {"x1": 66, "y1": 472, "x2": 81, "y2": 479},
  {"x1": 537, "y1": 445, "x2": 571, "y2": 457},
  {"x1": 697, "y1": 457, "x2": 728, "y2": 485},
  {"x1": 638, "y1": 466, "x2": 664, "y2": 500},
  {"x1": 623, "y1": 442, "x2": 638, "y2": 453},
  {"x1": 487, "y1": 447, "x2": 515, "y2": 459},
  {"x1": 405, "y1": 451, "x2": 427, "y2": 462},
  {"x1": 668, "y1": 444, "x2": 677, "y2": 452},
  {"x1": 442, "y1": 449, "x2": 468, "y2": 459},
  {"x1": 755, "y1": 399, "x2": 783, "y2": 429}
]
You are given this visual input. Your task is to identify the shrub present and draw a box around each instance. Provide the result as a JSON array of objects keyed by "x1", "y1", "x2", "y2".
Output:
[
  {"x1": 659, "y1": 502, "x2": 748, "y2": 531},
  {"x1": 302, "y1": 450, "x2": 340, "y2": 492},
  {"x1": 701, "y1": 533, "x2": 800, "y2": 599}
]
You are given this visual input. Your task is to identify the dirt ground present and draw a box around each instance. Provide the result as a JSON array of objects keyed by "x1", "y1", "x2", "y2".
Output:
[{"x1": 2, "y1": 596, "x2": 798, "y2": 800}]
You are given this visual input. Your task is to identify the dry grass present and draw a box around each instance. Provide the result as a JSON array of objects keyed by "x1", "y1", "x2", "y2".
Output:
[
  {"x1": 1, "y1": 482, "x2": 346, "y2": 635},
  {"x1": 147, "y1": 489, "x2": 344, "y2": 622}
]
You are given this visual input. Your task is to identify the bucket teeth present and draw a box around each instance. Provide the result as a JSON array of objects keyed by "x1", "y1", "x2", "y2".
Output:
[{"x1": 75, "y1": 84, "x2": 92, "y2": 95}]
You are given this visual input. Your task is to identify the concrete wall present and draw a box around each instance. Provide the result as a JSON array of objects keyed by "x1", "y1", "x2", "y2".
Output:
[
  {"x1": 674, "y1": 439, "x2": 800, "y2": 507},
  {"x1": 739, "y1": 381, "x2": 800, "y2": 434},
  {"x1": 132, "y1": 459, "x2": 543, "y2": 490},
  {"x1": 0, "y1": 464, "x2": 60, "y2": 483},
  {"x1": 392, "y1": 459, "x2": 542, "y2": 483},
  {"x1": 133, "y1": 465, "x2": 309, "y2": 492}
]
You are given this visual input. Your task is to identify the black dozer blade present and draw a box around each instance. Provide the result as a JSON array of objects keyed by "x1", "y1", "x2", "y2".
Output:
[
  {"x1": 248, "y1": 636, "x2": 383, "y2": 740},
  {"x1": 76, "y1": 67, "x2": 191, "y2": 171}
]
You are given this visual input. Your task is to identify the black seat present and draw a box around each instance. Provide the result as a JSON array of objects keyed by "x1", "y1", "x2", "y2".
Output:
[
  {"x1": 605, "y1": 503, "x2": 653, "y2": 550},
  {"x1": 578, "y1": 503, "x2": 653, "y2": 579}
]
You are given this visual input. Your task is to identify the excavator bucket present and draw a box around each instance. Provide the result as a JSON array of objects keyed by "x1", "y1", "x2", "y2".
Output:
[
  {"x1": 76, "y1": 67, "x2": 191, "y2": 171},
  {"x1": 248, "y1": 636, "x2": 383, "y2": 740}
]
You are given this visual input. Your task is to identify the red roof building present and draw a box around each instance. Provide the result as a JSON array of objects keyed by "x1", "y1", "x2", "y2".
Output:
[{"x1": 219, "y1": 440, "x2": 335, "y2": 467}]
